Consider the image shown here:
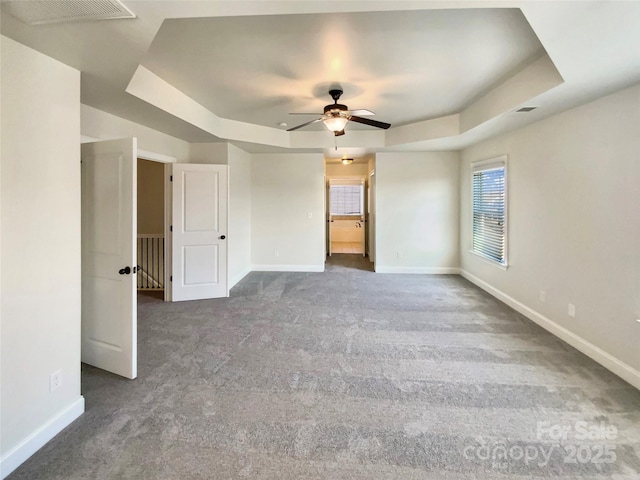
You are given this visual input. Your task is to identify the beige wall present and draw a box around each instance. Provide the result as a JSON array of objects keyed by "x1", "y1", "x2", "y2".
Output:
[
  {"x1": 325, "y1": 163, "x2": 369, "y2": 177},
  {"x1": 251, "y1": 154, "x2": 325, "y2": 270},
  {"x1": 460, "y1": 83, "x2": 640, "y2": 383},
  {"x1": 190, "y1": 142, "x2": 229, "y2": 164},
  {"x1": 81, "y1": 105, "x2": 190, "y2": 163},
  {"x1": 1, "y1": 36, "x2": 83, "y2": 474},
  {"x1": 228, "y1": 144, "x2": 252, "y2": 287},
  {"x1": 137, "y1": 159, "x2": 165, "y2": 235},
  {"x1": 375, "y1": 152, "x2": 460, "y2": 273}
]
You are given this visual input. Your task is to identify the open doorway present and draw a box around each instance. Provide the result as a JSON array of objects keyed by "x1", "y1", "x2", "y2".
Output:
[
  {"x1": 137, "y1": 149, "x2": 175, "y2": 302},
  {"x1": 328, "y1": 178, "x2": 365, "y2": 255},
  {"x1": 137, "y1": 158, "x2": 166, "y2": 300},
  {"x1": 324, "y1": 156, "x2": 371, "y2": 258}
]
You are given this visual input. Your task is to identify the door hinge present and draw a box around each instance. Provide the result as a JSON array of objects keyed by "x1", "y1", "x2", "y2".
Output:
[
  {"x1": 170, "y1": 275, "x2": 172, "y2": 282},
  {"x1": 170, "y1": 225, "x2": 173, "y2": 232},
  {"x1": 170, "y1": 175, "x2": 173, "y2": 182}
]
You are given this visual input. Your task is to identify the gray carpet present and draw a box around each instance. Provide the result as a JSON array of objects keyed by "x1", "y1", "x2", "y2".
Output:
[{"x1": 9, "y1": 254, "x2": 640, "y2": 479}]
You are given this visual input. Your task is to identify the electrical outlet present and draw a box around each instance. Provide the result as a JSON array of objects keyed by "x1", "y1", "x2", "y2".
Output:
[
  {"x1": 568, "y1": 304, "x2": 576, "y2": 318},
  {"x1": 50, "y1": 370, "x2": 62, "y2": 392},
  {"x1": 397, "y1": 251, "x2": 403, "y2": 259},
  {"x1": 539, "y1": 290, "x2": 546, "y2": 303},
  {"x1": 307, "y1": 212, "x2": 313, "y2": 219},
  {"x1": 275, "y1": 250, "x2": 280, "y2": 257}
]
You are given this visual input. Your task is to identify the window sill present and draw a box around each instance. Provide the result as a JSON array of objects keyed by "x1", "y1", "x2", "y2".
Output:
[{"x1": 468, "y1": 250, "x2": 508, "y2": 271}]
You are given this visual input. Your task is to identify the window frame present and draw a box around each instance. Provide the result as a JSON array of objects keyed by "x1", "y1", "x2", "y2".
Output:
[
  {"x1": 470, "y1": 155, "x2": 508, "y2": 269},
  {"x1": 329, "y1": 179, "x2": 364, "y2": 217}
]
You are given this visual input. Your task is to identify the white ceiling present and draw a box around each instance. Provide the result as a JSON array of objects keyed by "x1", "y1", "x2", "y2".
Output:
[
  {"x1": 2, "y1": 1, "x2": 639, "y2": 156},
  {"x1": 142, "y1": 9, "x2": 542, "y2": 130}
]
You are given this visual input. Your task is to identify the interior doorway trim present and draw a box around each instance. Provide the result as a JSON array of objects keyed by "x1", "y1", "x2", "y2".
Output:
[
  {"x1": 137, "y1": 149, "x2": 177, "y2": 164},
  {"x1": 81, "y1": 137, "x2": 177, "y2": 164}
]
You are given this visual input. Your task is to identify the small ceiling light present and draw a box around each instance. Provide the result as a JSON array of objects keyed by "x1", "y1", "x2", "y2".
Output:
[
  {"x1": 278, "y1": 122, "x2": 288, "y2": 127},
  {"x1": 323, "y1": 115, "x2": 349, "y2": 134},
  {"x1": 342, "y1": 158, "x2": 354, "y2": 165}
]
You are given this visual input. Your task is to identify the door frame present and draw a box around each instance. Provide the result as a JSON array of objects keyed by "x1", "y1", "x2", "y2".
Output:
[
  {"x1": 326, "y1": 176, "x2": 366, "y2": 256},
  {"x1": 368, "y1": 168, "x2": 376, "y2": 266}
]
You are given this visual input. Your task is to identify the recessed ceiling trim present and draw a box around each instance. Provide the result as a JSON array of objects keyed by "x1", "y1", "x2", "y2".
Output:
[{"x1": 2, "y1": 0, "x2": 136, "y2": 25}]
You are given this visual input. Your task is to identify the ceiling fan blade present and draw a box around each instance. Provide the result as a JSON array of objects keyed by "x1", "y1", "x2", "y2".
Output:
[
  {"x1": 287, "y1": 118, "x2": 322, "y2": 131},
  {"x1": 349, "y1": 109, "x2": 375, "y2": 116},
  {"x1": 349, "y1": 116, "x2": 391, "y2": 129}
]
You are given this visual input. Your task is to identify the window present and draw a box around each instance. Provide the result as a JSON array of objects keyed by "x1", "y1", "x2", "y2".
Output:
[
  {"x1": 330, "y1": 182, "x2": 363, "y2": 216},
  {"x1": 472, "y1": 157, "x2": 507, "y2": 266}
]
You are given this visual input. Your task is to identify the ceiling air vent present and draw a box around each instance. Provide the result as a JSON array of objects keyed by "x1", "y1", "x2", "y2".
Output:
[
  {"x1": 2, "y1": 0, "x2": 135, "y2": 25},
  {"x1": 516, "y1": 107, "x2": 537, "y2": 113}
]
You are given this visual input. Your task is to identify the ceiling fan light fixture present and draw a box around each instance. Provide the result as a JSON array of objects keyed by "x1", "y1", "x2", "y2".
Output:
[
  {"x1": 288, "y1": 89, "x2": 391, "y2": 134},
  {"x1": 342, "y1": 158, "x2": 354, "y2": 165},
  {"x1": 323, "y1": 115, "x2": 349, "y2": 133}
]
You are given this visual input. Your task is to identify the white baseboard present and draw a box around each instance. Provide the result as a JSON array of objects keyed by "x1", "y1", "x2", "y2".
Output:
[
  {"x1": 251, "y1": 264, "x2": 325, "y2": 273},
  {"x1": 1, "y1": 396, "x2": 85, "y2": 479},
  {"x1": 460, "y1": 270, "x2": 640, "y2": 390},
  {"x1": 375, "y1": 266, "x2": 461, "y2": 274},
  {"x1": 229, "y1": 266, "x2": 252, "y2": 290}
]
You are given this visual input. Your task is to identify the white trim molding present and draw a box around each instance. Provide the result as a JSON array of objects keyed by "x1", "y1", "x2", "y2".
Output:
[
  {"x1": 460, "y1": 270, "x2": 640, "y2": 391},
  {"x1": 79, "y1": 137, "x2": 177, "y2": 164},
  {"x1": 375, "y1": 266, "x2": 461, "y2": 274},
  {"x1": 251, "y1": 264, "x2": 325, "y2": 273},
  {"x1": 0, "y1": 397, "x2": 85, "y2": 479},
  {"x1": 137, "y1": 148, "x2": 177, "y2": 164}
]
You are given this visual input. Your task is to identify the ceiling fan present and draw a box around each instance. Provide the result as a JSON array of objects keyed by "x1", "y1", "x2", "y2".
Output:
[{"x1": 287, "y1": 89, "x2": 391, "y2": 136}]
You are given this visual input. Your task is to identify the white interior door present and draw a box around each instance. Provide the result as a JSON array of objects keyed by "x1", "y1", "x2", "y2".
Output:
[
  {"x1": 81, "y1": 138, "x2": 137, "y2": 379},
  {"x1": 172, "y1": 164, "x2": 228, "y2": 301}
]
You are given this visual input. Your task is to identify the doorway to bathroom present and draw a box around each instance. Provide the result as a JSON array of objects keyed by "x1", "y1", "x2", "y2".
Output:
[{"x1": 328, "y1": 178, "x2": 366, "y2": 256}]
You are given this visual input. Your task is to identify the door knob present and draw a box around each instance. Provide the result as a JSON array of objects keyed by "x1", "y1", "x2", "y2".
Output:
[
  {"x1": 219, "y1": 235, "x2": 226, "y2": 240},
  {"x1": 119, "y1": 266, "x2": 131, "y2": 275}
]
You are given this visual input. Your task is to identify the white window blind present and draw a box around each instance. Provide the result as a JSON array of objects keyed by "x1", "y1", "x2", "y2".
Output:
[
  {"x1": 330, "y1": 184, "x2": 363, "y2": 215},
  {"x1": 472, "y1": 161, "x2": 506, "y2": 265}
]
